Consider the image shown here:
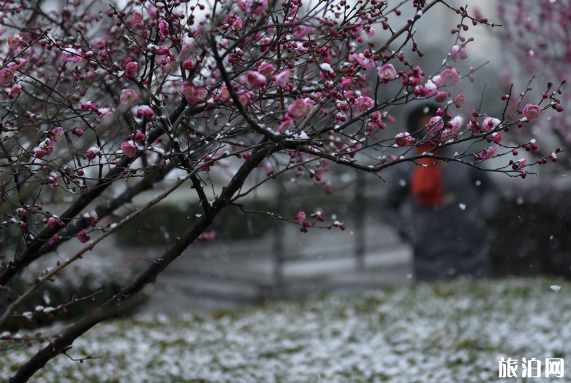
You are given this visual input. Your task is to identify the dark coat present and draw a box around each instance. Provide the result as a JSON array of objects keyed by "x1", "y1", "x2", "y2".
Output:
[{"x1": 381, "y1": 153, "x2": 499, "y2": 282}]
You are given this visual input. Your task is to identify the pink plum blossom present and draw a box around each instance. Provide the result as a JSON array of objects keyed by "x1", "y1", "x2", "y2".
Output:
[
  {"x1": 48, "y1": 234, "x2": 59, "y2": 245},
  {"x1": 147, "y1": 4, "x2": 159, "y2": 19},
  {"x1": 44, "y1": 142, "x2": 54, "y2": 156},
  {"x1": 523, "y1": 104, "x2": 540, "y2": 120},
  {"x1": 395, "y1": 132, "x2": 416, "y2": 147},
  {"x1": 144, "y1": 109, "x2": 154, "y2": 119},
  {"x1": 183, "y1": 60, "x2": 194, "y2": 71},
  {"x1": 194, "y1": 231, "x2": 217, "y2": 243},
  {"x1": 17, "y1": 59, "x2": 28, "y2": 70},
  {"x1": 278, "y1": 115, "x2": 294, "y2": 132},
  {"x1": 51, "y1": 127, "x2": 64, "y2": 142},
  {"x1": 440, "y1": 68, "x2": 460, "y2": 87},
  {"x1": 7, "y1": 34, "x2": 20, "y2": 49},
  {"x1": 78, "y1": 229, "x2": 90, "y2": 243},
  {"x1": 296, "y1": 211, "x2": 306, "y2": 225},
  {"x1": 273, "y1": 70, "x2": 291, "y2": 86},
  {"x1": 416, "y1": 80, "x2": 438, "y2": 98},
  {"x1": 86, "y1": 211, "x2": 98, "y2": 226},
  {"x1": 181, "y1": 82, "x2": 194, "y2": 98},
  {"x1": 196, "y1": 87, "x2": 209, "y2": 101},
  {"x1": 251, "y1": 0, "x2": 268, "y2": 15},
  {"x1": 126, "y1": 62, "x2": 138, "y2": 73},
  {"x1": 259, "y1": 62, "x2": 275, "y2": 77},
  {"x1": 378, "y1": 64, "x2": 396, "y2": 83},
  {"x1": 482, "y1": 117, "x2": 500, "y2": 131},
  {"x1": 319, "y1": 63, "x2": 336, "y2": 80},
  {"x1": 72, "y1": 128, "x2": 85, "y2": 137},
  {"x1": 121, "y1": 141, "x2": 137, "y2": 158},
  {"x1": 435, "y1": 91, "x2": 448, "y2": 103},
  {"x1": 353, "y1": 96, "x2": 374, "y2": 112},
  {"x1": 9, "y1": 84, "x2": 21, "y2": 97},
  {"x1": 513, "y1": 158, "x2": 528, "y2": 170},
  {"x1": 492, "y1": 132, "x2": 502, "y2": 144},
  {"x1": 133, "y1": 11, "x2": 143, "y2": 22},
  {"x1": 227, "y1": 14, "x2": 243, "y2": 31},
  {"x1": 367, "y1": 111, "x2": 385, "y2": 129},
  {"x1": 450, "y1": 45, "x2": 468, "y2": 62},
  {"x1": 450, "y1": 116, "x2": 464, "y2": 130},
  {"x1": 33, "y1": 148, "x2": 46, "y2": 159},
  {"x1": 100, "y1": 110, "x2": 113, "y2": 123},
  {"x1": 455, "y1": 93, "x2": 465, "y2": 108},
  {"x1": 219, "y1": 85, "x2": 231, "y2": 101},
  {"x1": 0, "y1": 68, "x2": 14, "y2": 86},
  {"x1": 431, "y1": 75, "x2": 443, "y2": 87},
  {"x1": 62, "y1": 48, "x2": 82, "y2": 63},
  {"x1": 178, "y1": 43, "x2": 195, "y2": 62},
  {"x1": 120, "y1": 89, "x2": 138, "y2": 107},
  {"x1": 246, "y1": 71, "x2": 267, "y2": 89},
  {"x1": 134, "y1": 131, "x2": 146, "y2": 143},
  {"x1": 86, "y1": 147, "x2": 100, "y2": 160},
  {"x1": 238, "y1": 0, "x2": 268, "y2": 15},
  {"x1": 475, "y1": 146, "x2": 498, "y2": 161},
  {"x1": 426, "y1": 116, "x2": 444, "y2": 132},
  {"x1": 466, "y1": 122, "x2": 480, "y2": 133},
  {"x1": 159, "y1": 19, "x2": 169, "y2": 36},
  {"x1": 408, "y1": 67, "x2": 424, "y2": 87},
  {"x1": 358, "y1": 53, "x2": 376, "y2": 69},
  {"x1": 287, "y1": 98, "x2": 314, "y2": 120},
  {"x1": 80, "y1": 102, "x2": 92, "y2": 111},
  {"x1": 340, "y1": 78, "x2": 352, "y2": 89},
  {"x1": 238, "y1": 91, "x2": 252, "y2": 107}
]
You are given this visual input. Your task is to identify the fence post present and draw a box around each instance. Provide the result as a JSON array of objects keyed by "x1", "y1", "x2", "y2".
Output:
[
  {"x1": 354, "y1": 170, "x2": 366, "y2": 270},
  {"x1": 273, "y1": 185, "x2": 286, "y2": 284}
]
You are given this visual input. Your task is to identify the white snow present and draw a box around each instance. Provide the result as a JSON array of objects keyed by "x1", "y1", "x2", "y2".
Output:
[{"x1": 3, "y1": 278, "x2": 571, "y2": 382}]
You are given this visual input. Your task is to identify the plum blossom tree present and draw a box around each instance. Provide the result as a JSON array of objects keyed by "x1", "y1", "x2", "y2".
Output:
[
  {"x1": 0, "y1": 0, "x2": 564, "y2": 380},
  {"x1": 497, "y1": 0, "x2": 571, "y2": 156}
]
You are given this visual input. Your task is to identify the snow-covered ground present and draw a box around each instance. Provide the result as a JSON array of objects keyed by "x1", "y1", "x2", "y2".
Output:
[{"x1": 2, "y1": 277, "x2": 571, "y2": 382}]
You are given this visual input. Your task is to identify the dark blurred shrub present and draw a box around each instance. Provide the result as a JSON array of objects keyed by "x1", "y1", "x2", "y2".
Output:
[
  {"x1": 114, "y1": 188, "x2": 379, "y2": 247},
  {"x1": 4, "y1": 254, "x2": 145, "y2": 331},
  {"x1": 489, "y1": 179, "x2": 571, "y2": 278}
]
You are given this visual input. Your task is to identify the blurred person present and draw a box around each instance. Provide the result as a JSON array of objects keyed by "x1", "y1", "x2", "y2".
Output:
[{"x1": 381, "y1": 102, "x2": 499, "y2": 282}]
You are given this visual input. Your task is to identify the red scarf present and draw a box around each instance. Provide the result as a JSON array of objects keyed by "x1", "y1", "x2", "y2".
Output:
[{"x1": 410, "y1": 145, "x2": 444, "y2": 207}]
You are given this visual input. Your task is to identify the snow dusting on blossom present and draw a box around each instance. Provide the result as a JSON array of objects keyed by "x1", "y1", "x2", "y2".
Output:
[
  {"x1": 395, "y1": 132, "x2": 416, "y2": 147},
  {"x1": 482, "y1": 117, "x2": 500, "y2": 132},
  {"x1": 62, "y1": 48, "x2": 82, "y2": 63},
  {"x1": 357, "y1": 52, "x2": 376, "y2": 69}
]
